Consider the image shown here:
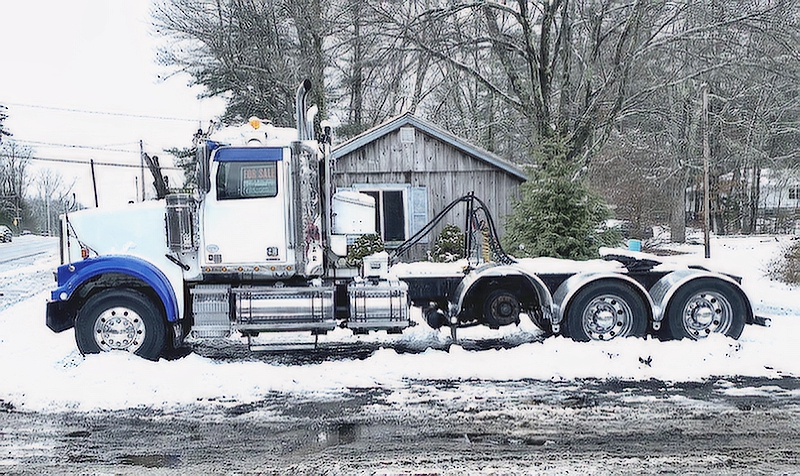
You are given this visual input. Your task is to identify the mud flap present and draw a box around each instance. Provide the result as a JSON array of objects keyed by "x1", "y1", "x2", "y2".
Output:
[{"x1": 46, "y1": 300, "x2": 75, "y2": 333}]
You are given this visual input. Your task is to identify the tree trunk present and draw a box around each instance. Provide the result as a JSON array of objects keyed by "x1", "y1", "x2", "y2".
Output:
[
  {"x1": 670, "y1": 171, "x2": 687, "y2": 243},
  {"x1": 747, "y1": 164, "x2": 760, "y2": 234}
]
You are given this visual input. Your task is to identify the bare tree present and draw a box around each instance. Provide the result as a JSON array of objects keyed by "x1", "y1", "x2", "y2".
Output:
[
  {"x1": 329, "y1": 0, "x2": 438, "y2": 138},
  {"x1": 384, "y1": 0, "x2": 695, "y2": 164},
  {"x1": 32, "y1": 169, "x2": 75, "y2": 236},
  {"x1": 575, "y1": 0, "x2": 798, "y2": 240},
  {"x1": 150, "y1": 0, "x2": 799, "y2": 240},
  {"x1": 0, "y1": 140, "x2": 31, "y2": 227},
  {"x1": 152, "y1": 0, "x2": 330, "y2": 126}
]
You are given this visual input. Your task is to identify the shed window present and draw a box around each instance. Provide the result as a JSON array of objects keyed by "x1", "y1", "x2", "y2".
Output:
[
  {"x1": 362, "y1": 190, "x2": 406, "y2": 242},
  {"x1": 349, "y1": 185, "x2": 428, "y2": 246},
  {"x1": 790, "y1": 187, "x2": 800, "y2": 200}
]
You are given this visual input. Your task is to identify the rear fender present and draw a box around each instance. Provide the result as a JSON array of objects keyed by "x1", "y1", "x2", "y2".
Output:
[
  {"x1": 449, "y1": 264, "x2": 554, "y2": 323},
  {"x1": 552, "y1": 273, "x2": 655, "y2": 328},
  {"x1": 649, "y1": 269, "x2": 754, "y2": 324},
  {"x1": 50, "y1": 255, "x2": 180, "y2": 323}
]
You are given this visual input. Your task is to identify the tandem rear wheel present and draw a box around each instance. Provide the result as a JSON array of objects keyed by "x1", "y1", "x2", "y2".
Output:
[
  {"x1": 660, "y1": 278, "x2": 746, "y2": 340},
  {"x1": 564, "y1": 280, "x2": 648, "y2": 342}
]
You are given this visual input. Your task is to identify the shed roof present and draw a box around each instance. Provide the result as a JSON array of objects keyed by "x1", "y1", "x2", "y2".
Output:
[{"x1": 332, "y1": 113, "x2": 527, "y2": 182}]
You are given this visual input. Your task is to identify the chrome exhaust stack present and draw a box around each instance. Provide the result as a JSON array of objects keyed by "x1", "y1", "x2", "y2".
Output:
[{"x1": 296, "y1": 79, "x2": 313, "y2": 140}]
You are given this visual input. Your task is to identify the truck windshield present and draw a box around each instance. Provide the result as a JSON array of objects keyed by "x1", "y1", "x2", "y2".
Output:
[{"x1": 216, "y1": 161, "x2": 278, "y2": 200}]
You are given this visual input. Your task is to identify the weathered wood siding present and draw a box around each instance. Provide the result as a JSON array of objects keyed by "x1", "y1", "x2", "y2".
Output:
[{"x1": 333, "y1": 127, "x2": 524, "y2": 262}]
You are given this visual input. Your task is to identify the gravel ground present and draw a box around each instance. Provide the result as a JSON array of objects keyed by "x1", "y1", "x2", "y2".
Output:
[{"x1": 2, "y1": 375, "x2": 799, "y2": 475}]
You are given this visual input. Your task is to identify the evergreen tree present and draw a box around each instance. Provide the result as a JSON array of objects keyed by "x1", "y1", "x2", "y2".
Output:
[{"x1": 503, "y1": 140, "x2": 621, "y2": 260}]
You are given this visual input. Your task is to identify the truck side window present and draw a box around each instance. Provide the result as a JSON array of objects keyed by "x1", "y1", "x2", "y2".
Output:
[{"x1": 216, "y1": 161, "x2": 278, "y2": 200}]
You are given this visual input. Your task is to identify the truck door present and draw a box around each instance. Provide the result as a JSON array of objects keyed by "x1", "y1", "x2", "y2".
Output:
[{"x1": 201, "y1": 147, "x2": 294, "y2": 271}]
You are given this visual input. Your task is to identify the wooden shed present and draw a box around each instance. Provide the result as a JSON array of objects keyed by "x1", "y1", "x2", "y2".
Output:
[{"x1": 332, "y1": 113, "x2": 527, "y2": 261}]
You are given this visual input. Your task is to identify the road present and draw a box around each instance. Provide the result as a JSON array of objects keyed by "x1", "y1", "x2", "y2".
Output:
[
  {"x1": 0, "y1": 235, "x2": 57, "y2": 265},
  {"x1": 1, "y1": 374, "x2": 799, "y2": 475},
  {"x1": 1, "y1": 236, "x2": 800, "y2": 474},
  {"x1": 0, "y1": 235, "x2": 58, "y2": 312}
]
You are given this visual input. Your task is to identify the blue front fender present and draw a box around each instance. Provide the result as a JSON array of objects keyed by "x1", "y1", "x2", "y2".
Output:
[{"x1": 50, "y1": 256, "x2": 180, "y2": 323}]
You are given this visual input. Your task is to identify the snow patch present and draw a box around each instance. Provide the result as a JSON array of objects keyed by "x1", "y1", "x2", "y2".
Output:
[{"x1": 0, "y1": 235, "x2": 799, "y2": 412}]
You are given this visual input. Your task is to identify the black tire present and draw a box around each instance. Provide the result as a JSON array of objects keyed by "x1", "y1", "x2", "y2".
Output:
[
  {"x1": 75, "y1": 288, "x2": 167, "y2": 361},
  {"x1": 482, "y1": 289, "x2": 521, "y2": 328},
  {"x1": 565, "y1": 280, "x2": 648, "y2": 342},
  {"x1": 661, "y1": 278, "x2": 746, "y2": 340}
]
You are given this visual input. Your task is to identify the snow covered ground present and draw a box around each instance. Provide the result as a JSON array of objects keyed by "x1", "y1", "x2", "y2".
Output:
[{"x1": 0, "y1": 234, "x2": 798, "y2": 413}]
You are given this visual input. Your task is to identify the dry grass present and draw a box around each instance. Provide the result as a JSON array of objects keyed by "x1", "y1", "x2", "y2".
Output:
[{"x1": 768, "y1": 239, "x2": 800, "y2": 284}]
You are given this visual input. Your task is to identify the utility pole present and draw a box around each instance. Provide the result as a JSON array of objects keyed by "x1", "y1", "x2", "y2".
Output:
[
  {"x1": 46, "y1": 193, "x2": 51, "y2": 236},
  {"x1": 702, "y1": 83, "x2": 711, "y2": 259},
  {"x1": 90, "y1": 159, "x2": 99, "y2": 207},
  {"x1": 139, "y1": 140, "x2": 146, "y2": 202}
]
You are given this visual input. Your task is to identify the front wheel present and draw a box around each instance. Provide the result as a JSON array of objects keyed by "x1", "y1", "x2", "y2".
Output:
[
  {"x1": 661, "y1": 278, "x2": 746, "y2": 340},
  {"x1": 75, "y1": 288, "x2": 167, "y2": 361},
  {"x1": 564, "y1": 280, "x2": 648, "y2": 342}
]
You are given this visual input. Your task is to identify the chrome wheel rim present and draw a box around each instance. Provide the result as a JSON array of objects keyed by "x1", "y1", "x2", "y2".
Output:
[
  {"x1": 93, "y1": 307, "x2": 146, "y2": 352},
  {"x1": 681, "y1": 291, "x2": 733, "y2": 338},
  {"x1": 582, "y1": 294, "x2": 635, "y2": 341}
]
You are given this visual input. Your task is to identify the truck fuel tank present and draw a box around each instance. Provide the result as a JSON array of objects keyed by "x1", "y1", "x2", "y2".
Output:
[
  {"x1": 234, "y1": 285, "x2": 336, "y2": 333},
  {"x1": 347, "y1": 278, "x2": 410, "y2": 333}
]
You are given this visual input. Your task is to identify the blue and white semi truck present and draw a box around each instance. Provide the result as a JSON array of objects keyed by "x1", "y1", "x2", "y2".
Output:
[{"x1": 45, "y1": 81, "x2": 765, "y2": 360}]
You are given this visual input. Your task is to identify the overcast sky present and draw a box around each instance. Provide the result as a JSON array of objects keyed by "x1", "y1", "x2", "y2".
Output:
[{"x1": 0, "y1": 0, "x2": 225, "y2": 207}]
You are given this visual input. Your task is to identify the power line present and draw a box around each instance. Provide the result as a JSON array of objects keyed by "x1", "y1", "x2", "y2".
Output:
[
  {"x1": 16, "y1": 139, "x2": 140, "y2": 154},
  {"x1": 2, "y1": 102, "x2": 203, "y2": 123},
  {"x1": 1, "y1": 154, "x2": 183, "y2": 171}
]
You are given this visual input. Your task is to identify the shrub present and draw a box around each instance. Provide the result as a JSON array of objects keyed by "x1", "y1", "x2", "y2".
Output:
[
  {"x1": 346, "y1": 234, "x2": 384, "y2": 267},
  {"x1": 431, "y1": 224, "x2": 464, "y2": 262}
]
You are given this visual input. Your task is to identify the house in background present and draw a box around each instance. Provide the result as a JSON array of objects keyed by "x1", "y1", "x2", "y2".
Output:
[
  {"x1": 756, "y1": 168, "x2": 800, "y2": 233},
  {"x1": 687, "y1": 167, "x2": 800, "y2": 234},
  {"x1": 758, "y1": 168, "x2": 800, "y2": 211},
  {"x1": 332, "y1": 113, "x2": 527, "y2": 261}
]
